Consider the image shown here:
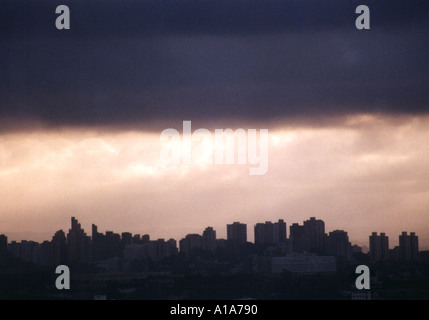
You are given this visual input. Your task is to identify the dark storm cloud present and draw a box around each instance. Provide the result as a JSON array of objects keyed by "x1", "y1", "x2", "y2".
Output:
[
  {"x1": 2, "y1": 0, "x2": 428, "y2": 38},
  {"x1": 1, "y1": 0, "x2": 428, "y2": 127}
]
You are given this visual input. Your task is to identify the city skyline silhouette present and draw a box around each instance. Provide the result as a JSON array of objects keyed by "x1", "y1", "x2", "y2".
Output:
[
  {"x1": 1, "y1": 0, "x2": 429, "y2": 300},
  {"x1": 1, "y1": 215, "x2": 421, "y2": 263}
]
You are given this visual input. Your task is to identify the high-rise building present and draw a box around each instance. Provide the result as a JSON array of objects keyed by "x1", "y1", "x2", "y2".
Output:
[
  {"x1": 255, "y1": 222, "x2": 275, "y2": 245},
  {"x1": 122, "y1": 232, "x2": 132, "y2": 246},
  {"x1": 154, "y1": 239, "x2": 176, "y2": 260},
  {"x1": 399, "y1": 232, "x2": 419, "y2": 262},
  {"x1": 67, "y1": 217, "x2": 91, "y2": 264},
  {"x1": 142, "y1": 234, "x2": 150, "y2": 243},
  {"x1": 132, "y1": 234, "x2": 142, "y2": 244},
  {"x1": 0, "y1": 234, "x2": 7, "y2": 257},
  {"x1": 380, "y1": 233, "x2": 389, "y2": 261},
  {"x1": 327, "y1": 230, "x2": 351, "y2": 260},
  {"x1": 255, "y1": 220, "x2": 287, "y2": 245},
  {"x1": 410, "y1": 232, "x2": 419, "y2": 261},
  {"x1": 227, "y1": 222, "x2": 247, "y2": 246},
  {"x1": 91, "y1": 224, "x2": 107, "y2": 261},
  {"x1": 38, "y1": 241, "x2": 55, "y2": 266},
  {"x1": 202, "y1": 227, "x2": 217, "y2": 253},
  {"x1": 52, "y1": 230, "x2": 67, "y2": 265},
  {"x1": 167, "y1": 239, "x2": 178, "y2": 256},
  {"x1": 8, "y1": 241, "x2": 21, "y2": 259},
  {"x1": 105, "y1": 231, "x2": 122, "y2": 258},
  {"x1": 290, "y1": 223, "x2": 305, "y2": 253},
  {"x1": 369, "y1": 232, "x2": 389, "y2": 262},
  {"x1": 274, "y1": 219, "x2": 287, "y2": 243},
  {"x1": 179, "y1": 234, "x2": 203, "y2": 257},
  {"x1": 20, "y1": 240, "x2": 39, "y2": 264},
  {"x1": 303, "y1": 217, "x2": 326, "y2": 253}
]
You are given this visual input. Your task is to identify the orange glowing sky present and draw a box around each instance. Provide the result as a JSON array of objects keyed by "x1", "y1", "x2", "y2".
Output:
[{"x1": 1, "y1": 114, "x2": 428, "y2": 249}]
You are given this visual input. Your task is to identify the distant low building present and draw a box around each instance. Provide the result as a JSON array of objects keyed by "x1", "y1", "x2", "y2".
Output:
[
  {"x1": 124, "y1": 239, "x2": 177, "y2": 262},
  {"x1": 270, "y1": 254, "x2": 337, "y2": 275},
  {"x1": 351, "y1": 290, "x2": 372, "y2": 300},
  {"x1": 351, "y1": 244, "x2": 362, "y2": 253}
]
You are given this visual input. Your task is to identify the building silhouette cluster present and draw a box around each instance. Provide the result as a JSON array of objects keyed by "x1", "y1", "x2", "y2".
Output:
[
  {"x1": 254, "y1": 220, "x2": 287, "y2": 245},
  {"x1": 369, "y1": 231, "x2": 419, "y2": 263},
  {"x1": 0, "y1": 216, "x2": 422, "y2": 273},
  {"x1": 1, "y1": 216, "x2": 427, "y2": 300}
]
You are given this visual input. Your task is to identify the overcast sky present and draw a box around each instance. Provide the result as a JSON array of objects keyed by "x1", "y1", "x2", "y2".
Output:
[{"x1": 1, "y1": 0, "x2": 428, "y2": 248}]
